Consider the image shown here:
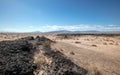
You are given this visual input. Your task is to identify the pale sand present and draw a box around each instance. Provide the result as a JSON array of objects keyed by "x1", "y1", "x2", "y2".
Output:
[{"x1": 49, "y1": 35, "x2": 120, "y2": 75}]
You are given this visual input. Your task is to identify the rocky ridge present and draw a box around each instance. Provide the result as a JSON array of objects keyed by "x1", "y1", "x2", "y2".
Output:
[{"x1": 0, "y1": 36, "x2": 87, "y2": 75}]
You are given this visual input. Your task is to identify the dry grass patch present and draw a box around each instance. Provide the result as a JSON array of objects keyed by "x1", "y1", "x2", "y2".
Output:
[
  {"x1": 91, "y1": 67, "x2": 102, "y2": 75},
  {"x1": 34, "y1": 51, "x2": 52, "y2": 75},
  {"x1": 87, "y1": 65, "x2": 102, "y2": 75},
  {"x1": 34, "y1": 51, "x2": 52, "y2": 66}
]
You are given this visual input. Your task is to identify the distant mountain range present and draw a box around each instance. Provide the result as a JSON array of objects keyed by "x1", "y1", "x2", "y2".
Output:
[
  {"x1": 29, "y1": 30, "x2": 98, "y2": 34},
  {"x1": 44, "y1": 30, "x2": 120, "y2": 34},
  {"x1": 45, "y1": 30, "x2": 72, "y2": 34},
  {"x1": 0, "y1": 30, "x2": 120, "y2": 34}
]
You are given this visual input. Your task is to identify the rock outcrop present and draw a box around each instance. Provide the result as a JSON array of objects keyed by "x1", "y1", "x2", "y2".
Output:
[
  {"x1": 0, "y1": 36, "x2": 87, "y2": 75},
  {"x1": 0, "y1": 37, "x2": 37, "y2": 75},
  {"x1": 36, "y1": 47, "x2": 87, "y2": 75}
]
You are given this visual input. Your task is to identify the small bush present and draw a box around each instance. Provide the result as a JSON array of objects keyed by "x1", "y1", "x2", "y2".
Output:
[
  {"x1": 60, "y1": 49, "x2": 63, "y2": 51},
  {"x1": 63, "y1": 35, "x2": 68, "y2": 39},
  {"x1": 87, "y1": 65, "x2": 102, "y2": 75},
  {"x1": 34, "y1": 53, "x2": 52, "y2": 66},
  {"x1": 75, "y1": 41, "x2": 81, "y2": 44},
  {"x1": 70, "y1": 51, "x2": 75, "y2": 55},
  {"x1": 86, "y1": 39, "x2": 90, "y2": 41},
  {"x1": 43, "y1": 41, "x2": 51, "y2": 48},
  {"x1": 115, "y1": 43, "x2": 119, "y2": 45},
  {"x1": 92, "y1": 44, "x2": 97, "y2": 47},
  {"x1": 103, "y1": 42, "x2": 107, "y2": 45},
  {"x1": 109, "y1": 43, "x2": 113, "y2": 45},
  {"x1": 93, "y1": 67, "x2": 102, "y2": 75}
]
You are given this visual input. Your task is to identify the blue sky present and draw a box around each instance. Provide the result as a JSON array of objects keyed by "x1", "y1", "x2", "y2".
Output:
[{"x1": 0, "y1": 0, "x2": 120, "y2": 32}]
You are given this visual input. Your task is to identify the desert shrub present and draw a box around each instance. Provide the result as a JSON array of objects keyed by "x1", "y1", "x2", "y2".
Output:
[
  {"x1": 87, "y1": 65, "x2": 102, "y2": 75},
  {"x1": 63, "y1": 35, "x2": 68, "y2": 39},
  {"x1": 105, "y1": 39, "x2": 109, "y2": 41},
  {"x1": 115, "y1": 43, "x2": 119, "y2": 45},
  {"x1": 109, "y1": 43, "x2": 113, "y2": 45},
  {"x1": 86, "y1": 39, "x2": 90, "y2": 41},
  {"x1": 43, "y1": 41, "x2": 51, "y2": 48},
  {"x1": 91, "y1": 44, "x2": 97, "y2": 47},
  {"x1": 70, "y1": 51, "x2": 75, "y2": 55},
  {"x1": 34, "y1": 53, "x2": 52, "y2": 67},
  {"x1": 34, "y1": 55, "x2": 41, "y2": 66},
  {"x1": 75, "y1": 41, "x2": 81, "y2": 44},
  {"x1": 60, "y1": 49, "x2": 63, "y2": 51},
  {"x1": 92, "y1": 67, "x2": 102, "y2": 75},
  {"x1": 103, "y1": 42, "x2": 107, "y2": 45}
]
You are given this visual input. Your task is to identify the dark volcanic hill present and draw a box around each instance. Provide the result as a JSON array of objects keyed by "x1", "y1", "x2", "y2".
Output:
[{"x1": 0, "y1": 36, "x2": 87, "y2": 75}]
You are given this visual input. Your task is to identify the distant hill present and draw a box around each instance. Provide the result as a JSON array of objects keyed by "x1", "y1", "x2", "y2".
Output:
[
  {"x1": 28, "y1": 31, "x2": 42, "y2": 34},
  {"x1": 0, "y1": 30, "x2": 120, "y2": 34},
  {"x1": 44, "y1": 30, "x2": 100, "y2": 34},
  {"x1": 45, "y1": 30, "x2": 120, "y2": 34},
  {"x1": 45, "y1": 30, "x2": 72, "y2": 34}
]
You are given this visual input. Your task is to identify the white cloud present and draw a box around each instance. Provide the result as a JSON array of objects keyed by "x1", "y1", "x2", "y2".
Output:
[
  {"x1": 35, "y1": 24, "x2": 120, "y2": 32},
  {"x1": 0, "y1": 24, "x2": 120, "y2": 32}
]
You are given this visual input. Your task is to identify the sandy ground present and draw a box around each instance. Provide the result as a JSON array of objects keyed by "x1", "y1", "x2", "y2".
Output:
[
  {"x1": 0, "y1": 33, "x2": 120, "y2": 75},
  {"x1": 0, "y1": 33, "x2": 42, "y2": 41},
  {"x1": 49, "y1": 35, "x2": 120, "y2": 75}
]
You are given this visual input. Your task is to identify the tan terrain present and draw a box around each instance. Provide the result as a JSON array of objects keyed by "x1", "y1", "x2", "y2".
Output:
[
  {"x1": 0, "y1": 33, "x2": 120, "y2": 75},
  {"x1": 48, "y1": 35, "x2": 120, "y2": 75}
]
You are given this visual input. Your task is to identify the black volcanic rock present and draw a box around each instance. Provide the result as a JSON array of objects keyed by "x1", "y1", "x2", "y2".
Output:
[
  {"x1": 0, "y1": 36, "x2": 87, "y2": 75},
  {"x1": 39, "y1": 48, "x2": 87, "y2": 75},
  {"x1": 0, "y1": 39, "x2": 36, "y2": 75},
  {"x1": 36, "y1": 36, "x2": 50, "y2": 42},
  {"x1": 21, "y1": 36, "x2": 34, "y2": 40}
]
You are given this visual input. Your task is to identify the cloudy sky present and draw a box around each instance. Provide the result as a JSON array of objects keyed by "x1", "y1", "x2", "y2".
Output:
[{"x1": 0, "y1": 0, "x2": 120, "y2": 32}]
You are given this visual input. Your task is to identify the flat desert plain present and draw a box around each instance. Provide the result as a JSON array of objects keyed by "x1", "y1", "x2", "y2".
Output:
[{"x1": 0, "y1": 33, "x2": 120, "y2": 75}]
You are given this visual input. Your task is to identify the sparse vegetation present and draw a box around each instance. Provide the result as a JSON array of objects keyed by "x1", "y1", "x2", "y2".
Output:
[
  {"x1": 91, "y1": 44, "x2": 97, "y2": 47},
  {"x1": 103, "y1": 42, "x2": 107, "y2": 45},
  {"x1": 64, "y1": 35, "x2": 68, "y2": 39},
  {"x1": 92, "y1": 67, "x2": 102, "y2": 75},
  {"x1": 0, "y1": 34, "x2": 120, "y2": 75},
  {"x1": 86, "y1": 39, "x2": 90, "y2": 41},
  {"x1": 87, "y1": 65, "x2": 102, "y2": 75},
  {"x1": 43, "y1": 40, "x2": 51, "y2": 48},
  {"x1": 109, "y1": 42, "x2": 114, "y2": 45},
  {"x1": 60, "y1": 49, "x2": 63, "y2": 51},
  {"x1": 34, "y1": 52, "x2": 52, "y2": 66},
  {"x1": 75, "y1": 41, "x2": 81, "y2": 44},
  {"x1": 88, "y1": 67, "x2": 102, "y2": 75},
  {"x1": 115, "y1": 43, "x2": 119, "y2": 45},
  {"x1": 70, "y1": 51, "x2": 75, "y2": 55}
]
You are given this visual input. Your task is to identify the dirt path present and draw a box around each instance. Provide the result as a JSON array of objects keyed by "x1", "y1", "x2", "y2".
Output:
[{"x1": 52, "y1": 41, "x2": 120, "y2": 75}]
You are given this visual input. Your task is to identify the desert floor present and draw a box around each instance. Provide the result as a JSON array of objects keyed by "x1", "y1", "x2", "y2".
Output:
[
  {"x1": 0, "y1": 33, "x2": 120, "y2": 75},
  {"x1": 47, "y1": 34, "x2": 120, "y2": 75}
]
